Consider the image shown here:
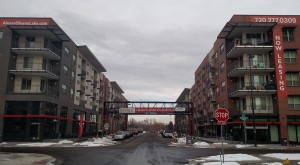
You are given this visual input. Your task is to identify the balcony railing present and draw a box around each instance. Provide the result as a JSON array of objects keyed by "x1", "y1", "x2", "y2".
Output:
[
  {"x1": 10, "y1": 62, "x2": 59, "y2": 79},
  {"x1": 11, "y1": 41, "x2": 61, "y2": 59},
  {"x1": 228, "y1": 60, "x2": 275, "y2": 77},
  {"x1": 226, "y1": 39, "x2": 273, "y2": 58},
  {"x1": 8, "y1": 85, "x2": 59, "y2": 98},
  {"x1": 228, "y1": 82, "x2": 276, "y2": 97}
]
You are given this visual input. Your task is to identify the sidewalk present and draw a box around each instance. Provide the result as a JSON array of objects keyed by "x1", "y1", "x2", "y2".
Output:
[{"x1": 0, "y1": 152, "x2": 58, "y2": 165}]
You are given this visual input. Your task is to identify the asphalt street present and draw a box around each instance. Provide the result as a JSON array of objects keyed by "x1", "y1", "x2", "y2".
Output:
[{"x1": 1, "y1": 133, "x2": 300, "y2": 165}]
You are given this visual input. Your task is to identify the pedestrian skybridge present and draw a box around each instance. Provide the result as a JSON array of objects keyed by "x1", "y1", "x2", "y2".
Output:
[{"x1": 105, "y1": 101, "x2": 193, "y2": 115}]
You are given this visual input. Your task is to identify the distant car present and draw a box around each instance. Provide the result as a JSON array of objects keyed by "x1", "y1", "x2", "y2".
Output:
[
  {"x1": 124, "y1": 131, "x2": 133, "y2": 138},
  {"x1": 162, "y1": 130, "x2": 173, "y2": 138},
  {"x1": 114, "y1": 131, "x2": 126, "y2": 140}
]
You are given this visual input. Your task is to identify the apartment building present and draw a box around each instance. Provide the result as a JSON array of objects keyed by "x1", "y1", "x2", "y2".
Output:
[
  {"x1": 175, "y1": 88, "x2": 191, "y2": 136},
  {"x1": 191, "y1": 15, "x2": 300, "y2": 144},
  {"x1": 0, "y1": 17, "x2": 127, "y2": 141}
]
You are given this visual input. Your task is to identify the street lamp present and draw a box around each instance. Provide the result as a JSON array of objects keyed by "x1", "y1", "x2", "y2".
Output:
[{"x1": 249, "y1": 55, "x2": 257, "y2": 147}]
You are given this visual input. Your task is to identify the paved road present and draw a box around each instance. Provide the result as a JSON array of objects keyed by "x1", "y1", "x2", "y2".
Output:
[{"x1": 1, "y1": 133, "x2": 300, "y2": 165}]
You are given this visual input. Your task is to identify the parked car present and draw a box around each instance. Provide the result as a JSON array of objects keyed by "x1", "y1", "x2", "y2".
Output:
[
  {"x1": 124, "y1": 131, "x2": 133, "y2": 138},
  {"x1": 114, "y1": 131, "x2": 126, "y2": 140},
  {"x1": 162, "y1": 130, "x2": 173, "y2": 138}
]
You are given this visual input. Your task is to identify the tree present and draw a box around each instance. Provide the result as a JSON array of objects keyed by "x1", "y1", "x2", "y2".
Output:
[{"x1": 167, "y1": 121, "x2": 174, "y2": 131}]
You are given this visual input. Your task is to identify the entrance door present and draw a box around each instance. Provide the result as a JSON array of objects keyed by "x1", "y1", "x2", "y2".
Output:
[{"x1": 30, "y1": 123, "x2": 40, "y2": 140}]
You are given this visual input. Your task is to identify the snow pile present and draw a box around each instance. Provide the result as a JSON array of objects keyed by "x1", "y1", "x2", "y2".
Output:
[
  {"x1": 213, "y1": 142, "x2": 228, "y2": 145},
  {"x1": 58, "y1": 140, "x2": 74, "y2": 144},
  {"x1": 193, "y1": 141, "x2": 210, "y2": 148},
  {"x1": 73, "y1": 137, "x2": 118, "y2": 147},
  {"x1": 177, "y1": 137, "x2": 186, "y2": 144},
  {"x1": 205, "y1": 153, "x2": 261, "y2": 162},
  {"x1": 264, "y1": 153, "x2": 300, "y2": 160},
  {"x1": 16, "y1": 142, "x2": 57, "y2": 147},
  {"x1": 235, "y1": 144, "x2": 265, "y2": 148}
]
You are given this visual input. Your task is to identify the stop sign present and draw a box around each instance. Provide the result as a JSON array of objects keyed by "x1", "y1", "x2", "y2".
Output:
[{"x1": 215, "y1": 108, "x2": 229, "y2": 122}]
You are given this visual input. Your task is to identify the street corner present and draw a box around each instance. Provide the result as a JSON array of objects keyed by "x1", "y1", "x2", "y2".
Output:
[{"x1": 0, "y1": 152, "x2": 57, "y2": 165}]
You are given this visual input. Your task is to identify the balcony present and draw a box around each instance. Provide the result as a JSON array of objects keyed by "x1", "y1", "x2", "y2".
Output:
[
  {"x1": 228, "y1": 82, "x2": 277, "y2": 97},
  {"x1": 11, "y1": 41, "x2": 61, "y2": 60},
  {"x1": 77, "y1": 85, "x2": 85, "y2": 94},
  {"x1": 226, "y1": 39, "x2": 273, "y2": 58},
  {"x1": 79, "y1": 100, "x2": 85, "y2": 107},
  {"x1": 228, "y1": 60, "x2": 275, "y2": 77},
  {"x1": 8, "y1": 85, "x2": 59, "y2": 98},
  {"x1": 10, "y1": 62, "x2": 59, "y2": 79},
  {"x1": 79, "y1": 70, "x2": 86, "y2": 80},
  {"x1": 92, "y1": 105, "x2": 97, "y2": 111}
]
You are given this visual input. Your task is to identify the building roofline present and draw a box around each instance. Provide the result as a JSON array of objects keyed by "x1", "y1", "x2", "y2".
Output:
[{"x1": 77, "y1": 45, "x2": 107, "y2": 72}]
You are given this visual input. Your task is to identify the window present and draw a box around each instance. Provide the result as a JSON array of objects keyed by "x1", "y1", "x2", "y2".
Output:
[
  {"x1": 62, "y1": 84, "x2": 67, "y2": 94},
  {"x1": 72, "y1": 71, "x2": 75, "y2": 81},
  {"x1": 70, "y1": 88, "x2": 74, "y2": 98},
  {"x1": 21, "y1": 78, "x2": 31, "y2": 90},
  {"x1": 250, "y1": 75, "x2": 264, "y2": 88},
  {"x1": 282, "y1": 27, "x2": 295, "y2": 42},
  {"x1": 286, "y1": 72, "x2": 299, "y2": 86},
  {"x1": 63, "y1": 65, "x2": 68, "y2": 75},
  {"x1": 23, "y1": 57, "x2": 33, "y2": 68},
  {"x1": 254, "y1": 97, "x2": 267, "y2": 110},
  {"x1": 246, "y1": 33, "x2": 262, "y2": 45},
  {"x1": 25, "y1": 36, "x2": 35, "y2": 48},
  {"x1": 220, "y1": 62, "x2": 225, "y2": 72},
  {"x1": 288, "y1": 96, "x2": 300, "y2": 110},
  {"x1": 221, "y1": 81, "x2": 225, "y2": 91},
  {"x1": 0, "y1": 32, "x2": 3, "y2": 39},
  {"x1": 64, "y1": 46, "x2": 69, "y2": 54},
  {"x1": 72, "y1": 54, "x2": 76, "y2": 63},
  {"x1": 284, "y1": 50, "x2": 297, "y2": 63},
  {"x1": 220, "y1": 43, "x2": 224, "y2": 53}
]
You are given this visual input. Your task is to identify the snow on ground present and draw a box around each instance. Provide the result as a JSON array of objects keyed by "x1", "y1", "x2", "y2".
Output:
[
  {"x1": 14, "y1": 137, "x2": 118, "y2": 147},
  {"x1": 193, "y1": 141, "x2": 210, "y2": 148},
  {"x1": 264, "y1": 153, "x2": 300, "y2": 160},
  {"x1": 235, "y1": 144, "x2": 266, "y2": 148},
  {"x1": 205, "y1": 153, "x2": 261, "y2": 162}
]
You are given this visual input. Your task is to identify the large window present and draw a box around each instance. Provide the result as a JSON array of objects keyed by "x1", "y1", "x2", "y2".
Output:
[
  {"x1": 62, "y1": 84, "x2": 67, "y2": 94},
  {"x1": 250, "y1": 75, "x2": 264, "y2": 87},
  {"x1": 21, "y1": 78, "x2": 31, "y2": 90},
  {"x1": 286, "y1": 72, "x2": 299, "y2": 86},
  {"x1": 284, "y1": 50, "x2": 297, "y2": 63},
  {"x1": 246, "y1": 33, "x2": 263, "y2": 45},
  {"x1": 282, "y1": 27, "x2": 295, "y2": 42},
  {"x1": 254, "y1": 97, "x2": 267, "y2": 110},
  {"x1": 288, "y1": 96, "x2": 300, "y2": 110},
  {"x1": 63, "y1": 65, "x2": 68, "y2": 75},
  {"x1": 25, "y1": 36, "x2": 35, "y2": 48},
  {"x1": 23, "y1": 57, "x2": 33, "y2": 68}
]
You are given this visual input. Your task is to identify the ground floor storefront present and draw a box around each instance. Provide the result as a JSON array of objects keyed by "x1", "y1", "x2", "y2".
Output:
[{"x1": 1, "y1": 101, "x2": 100, "y2": 141}]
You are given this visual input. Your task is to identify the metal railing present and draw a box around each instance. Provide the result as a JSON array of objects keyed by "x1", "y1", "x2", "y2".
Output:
[
  {"x1": 228, "y1": 59, "x2": 274, "y2": 74},
  {"x1": 11, "y1": 62, "x2": 60, "y2": 76},
  {"x1": 228, "y1": 82, "x2": 276, "y2": 94},
  {"x1": 226, "y1": 38, "x2": 272, "y2": 54},
  {"x1": 8, "y1": 85, "x2": 59, "y2": 98},
  {"x1": 12, "y1": 41, "x2": 62, "y2": 57}
]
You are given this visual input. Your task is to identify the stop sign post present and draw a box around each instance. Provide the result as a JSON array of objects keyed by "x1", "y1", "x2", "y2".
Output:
[
  {"x1": 215, "y1": 108, "x2": 229, "y2": 124},
  {"x1": 214, "y1": 108, "x2": 229, "y2": 163}
]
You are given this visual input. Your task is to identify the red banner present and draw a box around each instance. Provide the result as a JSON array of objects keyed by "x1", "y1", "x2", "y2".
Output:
[
  {"x1": 78, "y1": 113, "x2": 84, "y2": 138},
  {"x1": 273, "y1": 28, "x2": 287, "y2": 98}
]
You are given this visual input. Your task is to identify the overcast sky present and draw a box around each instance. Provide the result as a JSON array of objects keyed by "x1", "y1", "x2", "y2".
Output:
[{"x1": 1, "y1": 0, "x2": 299, "y2": 123}]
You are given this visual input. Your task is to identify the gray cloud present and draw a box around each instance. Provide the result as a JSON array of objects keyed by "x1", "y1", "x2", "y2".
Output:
[{"x1": 1, "y1": 0, "x2": 298, "y2": 122}]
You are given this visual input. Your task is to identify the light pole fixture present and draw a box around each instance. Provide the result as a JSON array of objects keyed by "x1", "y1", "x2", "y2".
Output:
[{"x1": 249, "y1": 55, "x2": 257, "y2": 147}]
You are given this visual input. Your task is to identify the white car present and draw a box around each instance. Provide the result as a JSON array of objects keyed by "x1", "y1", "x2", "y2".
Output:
[
  {"x1": 114, "y1": 131, "x2": 126, "y2": 140},
  {"x1": 163, "y1": 130, "x2": 173, "y2": 138}
]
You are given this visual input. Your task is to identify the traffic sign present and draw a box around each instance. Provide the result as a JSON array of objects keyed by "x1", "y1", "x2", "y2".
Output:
[{"x1": 215, "y1": 108, "x2": 229, "y2": 122}]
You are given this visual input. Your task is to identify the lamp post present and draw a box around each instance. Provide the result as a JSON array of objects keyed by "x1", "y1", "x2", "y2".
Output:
[{"x1": 249, "y1": 55, "x2": 257, "y2": 147}]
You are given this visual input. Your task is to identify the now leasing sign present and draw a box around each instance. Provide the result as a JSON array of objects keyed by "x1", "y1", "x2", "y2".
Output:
[{"x1": 273, "y1": 28, "x2": 287, "y2": 98}]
